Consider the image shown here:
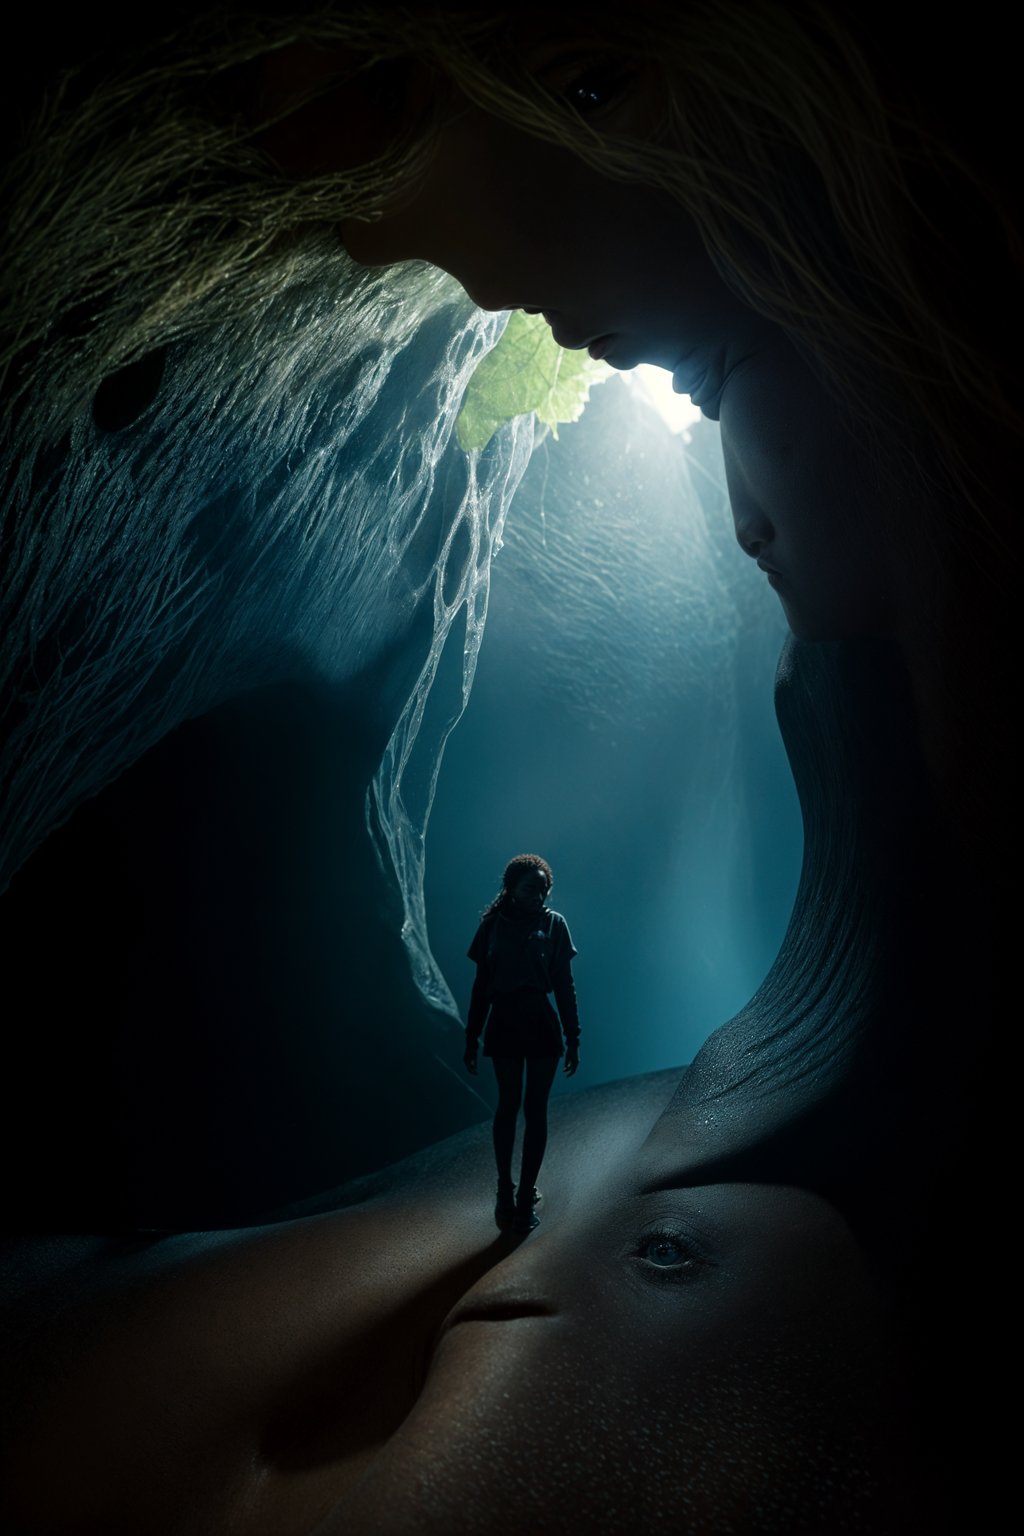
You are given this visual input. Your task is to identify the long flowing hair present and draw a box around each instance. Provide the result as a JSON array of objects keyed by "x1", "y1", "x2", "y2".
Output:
[
  {"x1": 421, "y1": 1, "x2": 1011, "y2": 857},
  {"x1": 4, "y1": 2, "x2": 1012, "y2": 842},
  {"x1": 416, "y1": 2, "x2": 1013, "y2": 849},
  {"x1": 1, "y1": 10, "x2": 439, "y2": 443},
  {"x1": 6, "y1": 4, "x2": 1015, "y2": 522},
  {"x1": 431, "y1": 4, "x2": 1016, "y2": 541}
]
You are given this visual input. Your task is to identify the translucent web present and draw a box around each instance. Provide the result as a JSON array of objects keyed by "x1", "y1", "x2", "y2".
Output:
[
  {"x1": 367, "y1": 412, "x2": 534, "y2": 1017},
  {"x1": 1, "y1": 247, "x2": 533, "y2": 1019}
]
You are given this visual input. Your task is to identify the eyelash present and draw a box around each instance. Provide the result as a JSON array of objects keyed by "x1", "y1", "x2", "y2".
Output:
[{"x1": 632, "y1": 1226, "x2": 703, "y2": 1279}]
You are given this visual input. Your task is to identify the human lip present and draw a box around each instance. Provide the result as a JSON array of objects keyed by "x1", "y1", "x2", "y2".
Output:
[
  {"x1": 757, "y1": 558, "x2": 784, "y2": 588},
  {"x1": 437, "y1": 1295, "x2": 558, "y2": 1347},
  {"x1": 538, "y1": 311, "x2": 612, "y2": 356},
  {"x1": 550, "y1": 324, "x2": 615, "y2": 360},
  {"x1": 543, "y1": 312, "x2": 587, "y2": 349},
  {"x1": 446, "y1": 1305, "x2": 554, "y2": 1328}
]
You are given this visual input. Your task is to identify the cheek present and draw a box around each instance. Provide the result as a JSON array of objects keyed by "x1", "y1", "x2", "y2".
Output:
[
  {"x1": 331, "y1": 1294, "x2": 883, "y2": 1535},
  {"x1": 341, "y1": 109, "x2": 510, "y2": 272},
  {"x1": 719, "y1": 352, "x2": 832, "y2": 519},
  {"x1": 721, "y1": 361, "x2": 892, "y2": 638},
  {"x1": 334, "y1": 1311, "x2": 699, "y2": 1532},
  {"x1": 341, "y1": 176, "x2": 483, "y2": 270}
]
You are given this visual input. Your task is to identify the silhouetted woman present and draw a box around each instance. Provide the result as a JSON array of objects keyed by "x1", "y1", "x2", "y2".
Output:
[{"x1": 464, "y1": 853, "x2": 580, "y2": 1231}]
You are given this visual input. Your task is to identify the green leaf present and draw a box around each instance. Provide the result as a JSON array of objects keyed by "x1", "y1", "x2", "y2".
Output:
[{"x1": 456, "y1": 310, "x2": 612, "y2": 452}]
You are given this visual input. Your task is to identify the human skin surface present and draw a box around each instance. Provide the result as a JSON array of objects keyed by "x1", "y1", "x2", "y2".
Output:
[
  {"x1": 0, "y1": 1072, "x2": 677, "y2": 1536},
  {"x1": 1, "y1": 1067, "x2": 919, "y2": 1536}
]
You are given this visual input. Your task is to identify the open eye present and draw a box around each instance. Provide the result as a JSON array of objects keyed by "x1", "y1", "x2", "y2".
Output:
[
  {"x1": 532, "y1": 49, "x2": 633, "y2": 119},
  {"x1": 561, "y1": 64, "x2": 631, "y2": 116},
  {"x1": 634, "y1": 1228, "x2": 701, "y2": 1273}
]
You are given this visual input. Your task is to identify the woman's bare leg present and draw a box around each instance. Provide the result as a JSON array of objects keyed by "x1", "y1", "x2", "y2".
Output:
[{"x1": 490, "y1": 1056, "x2": 525, "y2": 1190}]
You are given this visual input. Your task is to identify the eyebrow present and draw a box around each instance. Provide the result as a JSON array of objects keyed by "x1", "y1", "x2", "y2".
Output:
[
  {"x1": 636, "y1": 1132, "x2": 824, "y2": 1196},
  {"x1": 517, "y1": 37, "x2": 608, "y2": 76}
]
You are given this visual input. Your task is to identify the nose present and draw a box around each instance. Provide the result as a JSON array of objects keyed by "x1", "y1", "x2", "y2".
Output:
[{"x1": 731, "y1": 496, "x2": 775, "y2": 560}]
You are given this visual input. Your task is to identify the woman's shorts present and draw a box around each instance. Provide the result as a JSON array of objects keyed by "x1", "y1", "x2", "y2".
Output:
[{"x1": 483, "y1": 988, "x2": 564, "y2": 1059}]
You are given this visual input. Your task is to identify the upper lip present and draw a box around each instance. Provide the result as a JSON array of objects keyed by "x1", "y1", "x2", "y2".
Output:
[{"x1": 756, "y1": 557, "x2": 782, "y2": 575}]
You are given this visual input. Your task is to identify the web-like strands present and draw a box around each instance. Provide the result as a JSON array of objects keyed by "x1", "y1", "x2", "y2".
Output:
[{"x1": 1, "y1": 247, "x2": 532, "y2": 1012}]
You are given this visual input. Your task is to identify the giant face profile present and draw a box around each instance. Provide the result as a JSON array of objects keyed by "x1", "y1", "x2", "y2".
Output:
[{"x1": 0, "y1": 6, "x2": 1008, "y2": 1534}]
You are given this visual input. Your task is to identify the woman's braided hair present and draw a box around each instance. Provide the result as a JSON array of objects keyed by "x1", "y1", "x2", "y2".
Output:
[{"x1": 481, "y1": 853, "x2": 553, "y2": 918}]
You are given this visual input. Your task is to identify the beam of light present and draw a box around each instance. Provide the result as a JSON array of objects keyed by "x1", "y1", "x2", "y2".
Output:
[{"x1": 624, "y1": 365, "x2": 703, "y2": 438}]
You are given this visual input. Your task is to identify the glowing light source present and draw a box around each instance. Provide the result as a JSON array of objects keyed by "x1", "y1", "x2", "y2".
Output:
[{"x1": 626, "y1": 365, "x2": 702, "y2": 438}]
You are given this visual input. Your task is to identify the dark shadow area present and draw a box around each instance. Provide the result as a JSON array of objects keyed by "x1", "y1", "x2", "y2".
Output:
[{"x1": 1, "y1": 668, "x2": 487, "y2": 1230}]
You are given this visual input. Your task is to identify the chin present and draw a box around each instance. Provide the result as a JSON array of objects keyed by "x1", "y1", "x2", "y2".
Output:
[
  {"x1": 775, "y1": 586, "x2": 836, "y2": 641},
  {"x1": 783, "y1": 615, "x2": 824, "y2": 642},
  {"x1": 777, "y1": 578, "x2": 896, "y2": 644},
  {"x1": 779, "y1": 602, "x2": 843, "y2": 644},
  {"x1": 778, "y1": 597, "x2": 815, "y2": 641},
  {"x1": 782, "y1": 606, "x2": 888, "y2": 644}
]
